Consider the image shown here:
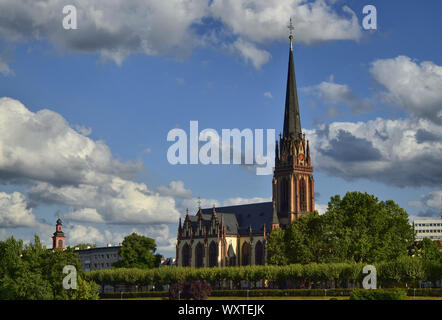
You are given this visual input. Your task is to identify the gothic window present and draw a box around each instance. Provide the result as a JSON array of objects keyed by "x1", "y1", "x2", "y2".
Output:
[
  {"x1": 182, "y1": 243, "x2": 190, "y2": 267},
  {"x1": 58, "y1": 239, "x2": 63, "y2": 248},
  {"x1": 280, "y1": 178, "x2": 288, "y2": 212},
  {"x1": 241, "y1": 242, "x2": 251, "y2": 266},
  {"x1": 209, "y1": 241, "x2": 218, "y2": 267},
  {"x1": 195, "y1": 242, "x2": 204, "y2": 268},
  {"x1": 255, "y1": 241, "x2": 264, "y2": 265},
  {"x1": 228, "y1": 244, "x2": 236, "y2": 267},
  {"x1": 299, "y1": 178, "x2": 306, "y2": 212}
]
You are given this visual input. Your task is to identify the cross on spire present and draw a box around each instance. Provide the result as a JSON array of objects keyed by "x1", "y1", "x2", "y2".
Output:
[{"x1": 287, "y1": 17, "x2": 294, "y2": 50}]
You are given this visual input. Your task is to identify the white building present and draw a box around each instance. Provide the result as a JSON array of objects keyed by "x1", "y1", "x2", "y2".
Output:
[
  {"x1": 413, "y1": 219, "x2": 442, "y2": 241},
  {"x1": 75, "y1": 244, "x2": 122, "y2": 272}
]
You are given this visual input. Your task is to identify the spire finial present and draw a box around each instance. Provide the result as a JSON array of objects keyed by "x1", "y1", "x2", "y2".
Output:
[{"x1": 288, "y1": 17, "x2": 294, "y2": 50}]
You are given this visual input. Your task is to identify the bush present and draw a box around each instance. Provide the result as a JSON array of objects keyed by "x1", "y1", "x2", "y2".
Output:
[
  {"x1": 169, "y1": 281, "x2": 212, "y2": 300},
  {"x1": 349, "y1": 288, "x2": 407, "y2": 300}
]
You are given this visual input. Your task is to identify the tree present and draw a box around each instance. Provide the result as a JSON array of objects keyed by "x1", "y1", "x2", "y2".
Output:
[
  {"x1": 267, "y1": 192, "x2": 415, "y2": 265},
  {"x1": 411, "y1": 238, "x2": 442, "y2": 263},
  {"x1": 266, "y1": 228, "x2": 288, "y2": 265},
  {"x1": 113, "y1": 233, "x2": 161, "y2": 269},
  {"x1": 0, "y1": 235, "x2": 99, "y2": 300}
]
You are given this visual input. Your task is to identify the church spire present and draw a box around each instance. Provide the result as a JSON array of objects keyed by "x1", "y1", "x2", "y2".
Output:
[{"x1": 283, "y1": 18, "x2": 302, "y2": 139}]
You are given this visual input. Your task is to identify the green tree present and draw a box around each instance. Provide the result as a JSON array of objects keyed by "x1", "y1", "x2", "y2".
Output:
[
  {"x1": 411, "y1": 238, "x2": 442, "y2": 263},
  {"x1": 324, "y1": 192, "x2": 414, "y2": 263},
  {"x1": 266, "y1": 228, "x2": 288, "y2": 265},
  {"x1": 113, "y1": 233, "x2": 161, "y2": 269},
  {"x1": 0, "y1": 235, "x2": 99, "y2": 300}
]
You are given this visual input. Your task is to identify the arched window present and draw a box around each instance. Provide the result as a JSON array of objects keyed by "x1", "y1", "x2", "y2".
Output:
[
  {"x1": 255, "y1": 241, "x2": 264, "y2": 265},
  {"x1": 209, "y1": 241, "x2": 218, "y2": 267},
  {"x1": 299, "y1": 178, "x2": 306, "y2": 212},
  {"x1": 58, "y1": 239, "x2": 63, "y2": 248},
  {"x1": 241, "y1": 242, "x2": 251, "y2": 266},
  {"x1": 280, "y1": 178, "x2": 288, "y2": 212},
  {"x1": 195, "y1": 242, "x2": 204, "y2": 268},
  {"x1": 228, "y1": 244, "x2": 236, "y2": 266},
  {"x1": 182, "y1": 243, "x2": 190, "y2": 267}
]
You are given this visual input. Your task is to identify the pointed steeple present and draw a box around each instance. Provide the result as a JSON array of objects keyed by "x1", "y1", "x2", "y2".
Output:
[{"x1": 283, "y1": 18, "x2": 302, "y2": 139}]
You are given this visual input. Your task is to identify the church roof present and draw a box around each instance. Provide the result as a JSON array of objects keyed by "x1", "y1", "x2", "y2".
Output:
[
  {"x1": 194, "y1": 202, "x2": 273, "y2": 236},
  {"x1": 283, "y1": 38, "x2": 302, "y2": 139}
]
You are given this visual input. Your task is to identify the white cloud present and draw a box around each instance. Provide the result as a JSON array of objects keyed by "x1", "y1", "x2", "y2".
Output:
[
  {"x1": 370, "y1": 56, "x2": 442, "y2": 124},
  {"x1": 303, "y1": 79, "x2": 373, "y2": 114},
  {"x1": 210, "y1": 0, "x2": 362, "y2": 45},
  {"x1": 0, "y1": 56, "x2": 14, "y2": 76},
  {"x1": 0, "y1": 191, "x2": 37, "y2": 227},
  {"x1": 29, "y1": 178, "x2": 180, "y2": 225},
  {"x1": 157, "y1": 180, "x2": 193, "y2": 199},
  {"x1": 0, "y1": 97, "x2": 141, "y2": 186},
  {"x1": 231, "y1": 38, "x2": 271, "y2": 69},
  {"x1": 410, "y1": 190, "x2": 442, "y2": 218},
  {"x1": 0, "y1": 0, "x2": 363, "y2": 68},
  {"x1": 306, "y1": 117, "x2": 442, "y2": 187},
  {"x1": 0, "y1": 97, "x2": 180, "y2": 225},
  {"x1": 315, "y1": 203, "x2": 327, "y2": 215},
  {"x1": 264, "y1": 91, "x2": 273, "y2": 99},
  {"x1": 0, "y1": 0, "x2": 208, "y2": 65}
]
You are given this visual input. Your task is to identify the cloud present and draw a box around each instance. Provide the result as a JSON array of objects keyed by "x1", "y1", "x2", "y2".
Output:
[
  {"x1": 74, "y1": 125, "x2": 92, "y2": 136},
  {"x1": 157, "y1": 180, "x2": 193, "y2": 199},
  {"x1": 370, "y1": 56, "x2": 442, "y2": 124},
  {"x1": 315, "y1": 203, "x2": 327, "y2": 215},
  {"x1": 306, "y1": 117, "x2": 442, "y2": 187},
  {"x1": 0, "y1": 0, "x2": 363, "y2": 68},
  {"x1": 210, "y1": 0, "x2": 362, "y2": 45},
  {"x1": 264, "y1": 91, "x2": 273, "y2": 99},
  {"x1": 175, "y1": 77, "x2": 185, "y2": 86},
  {"x1": 0, "y1": 97, "x2": 141, "y2": 186},
  {"x1": 410, "y1": 191, "x2": 442, "y2": 218},
  {"x1": 303, "y1": 79, "x2": 373, "y2": 114},
  {"x1": 28, "y1": 178, "x2": 180, "y2": 225},
  {"x1": 67, "y1": 224, "x2": 125, "y2": 246},
  {"x1": 0, "y1": 191, "x2": 37, "y2": 227},
  {"x1": 0, "y1": 97, "x2": 180, "y2": 225},
  {"x1": 0, "y1": 0, "x2": 208, "y2": 65},
  {"x1": 142, "y1": 224, "x2": 177, "y2": 253},
  {"x1": 0, "y1": 55, "x2": 14, "y2": 76},
  {"x1": 231, "y1": 38, "x2": 271, "y2": 69}
]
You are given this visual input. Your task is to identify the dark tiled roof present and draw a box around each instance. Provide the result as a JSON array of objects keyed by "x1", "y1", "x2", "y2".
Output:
[{"x1": 196, "y1": 202, "x2": 272, "y2": 235}]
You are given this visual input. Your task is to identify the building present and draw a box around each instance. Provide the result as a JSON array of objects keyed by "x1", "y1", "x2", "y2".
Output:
[
  {"x1": 176, "y1": 27, "x2": 315, "y2": 268},
  {"x1": 75, "y1": 244, "x2": 122, "y2": 272},
  {"x1": 52, "y1": 218, "x2": 66, "y2": 249},
  {"x1": 413, "y1": 219, "x2": 442, "y2": 241}
]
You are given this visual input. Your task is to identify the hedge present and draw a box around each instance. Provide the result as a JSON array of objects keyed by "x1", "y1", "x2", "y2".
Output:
[
  {"x1": 350, "y1": 288, "x2": 407, "y2": 300},
  {"x1": 85, "y1": 258, "x2": 441, "y2": 289},
  {"x1": 99, "y1": 288, "x2": 442, "y2": 299}
]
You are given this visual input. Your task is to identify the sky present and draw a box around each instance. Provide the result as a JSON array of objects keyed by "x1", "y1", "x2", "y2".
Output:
[{"x1": 0, "y1": 0, "x2": 441, "y2": 258}]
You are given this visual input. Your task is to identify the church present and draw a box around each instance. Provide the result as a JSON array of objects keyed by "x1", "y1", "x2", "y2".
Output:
[{"x1": 176, "y1": 29, "x2": 315, "y2": 268}]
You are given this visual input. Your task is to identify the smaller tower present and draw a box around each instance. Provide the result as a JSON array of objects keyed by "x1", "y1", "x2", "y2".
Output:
[{"x1": 52, "y1": 218, "x2": 65, "y2": 249}]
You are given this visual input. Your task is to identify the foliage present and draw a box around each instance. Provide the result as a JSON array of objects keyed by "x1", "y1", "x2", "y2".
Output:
[
  {"x1": 409, "y1": 238, "x2": 442, "y2": 263},
  {"x1": 113, "y1": 233, "x2": 162, "y2": 269},
  {"x1": 349, "y1": 288, "x2": 407, "y2": 300},
  {"x1": 169, "y1": 280, "x2": 212, "y2": 300},
  {"x1": 268, "y1": 192, "x2": 415, "y2": 264},
  {"x1": 0, "y1": 236, "x2": 99, "y2": 300},
  {"x1": 86, "y1": 257, "x2": 441, "y2": 290}
]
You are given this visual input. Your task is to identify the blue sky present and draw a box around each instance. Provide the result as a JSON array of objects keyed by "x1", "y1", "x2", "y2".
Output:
[{"x1": 0, "y1": 0, "x2": 441, "y2": 258}]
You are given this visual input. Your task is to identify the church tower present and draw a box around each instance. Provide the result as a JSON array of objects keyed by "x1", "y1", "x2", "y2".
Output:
[
  {"x1": 52, "y1": 218, "x2": 66, "y2": 249},
  {"x1": 272, "y1": 20, "x2": 315, "y2": 229}
]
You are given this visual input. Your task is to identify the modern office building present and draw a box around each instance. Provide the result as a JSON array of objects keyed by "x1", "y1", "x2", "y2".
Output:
[
  {"x1": 75, "y1": 244, "x2": 122, "y2": 272},
  {"x1": 413, "y1": 218, "x2": 442, "y2": 241}
]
